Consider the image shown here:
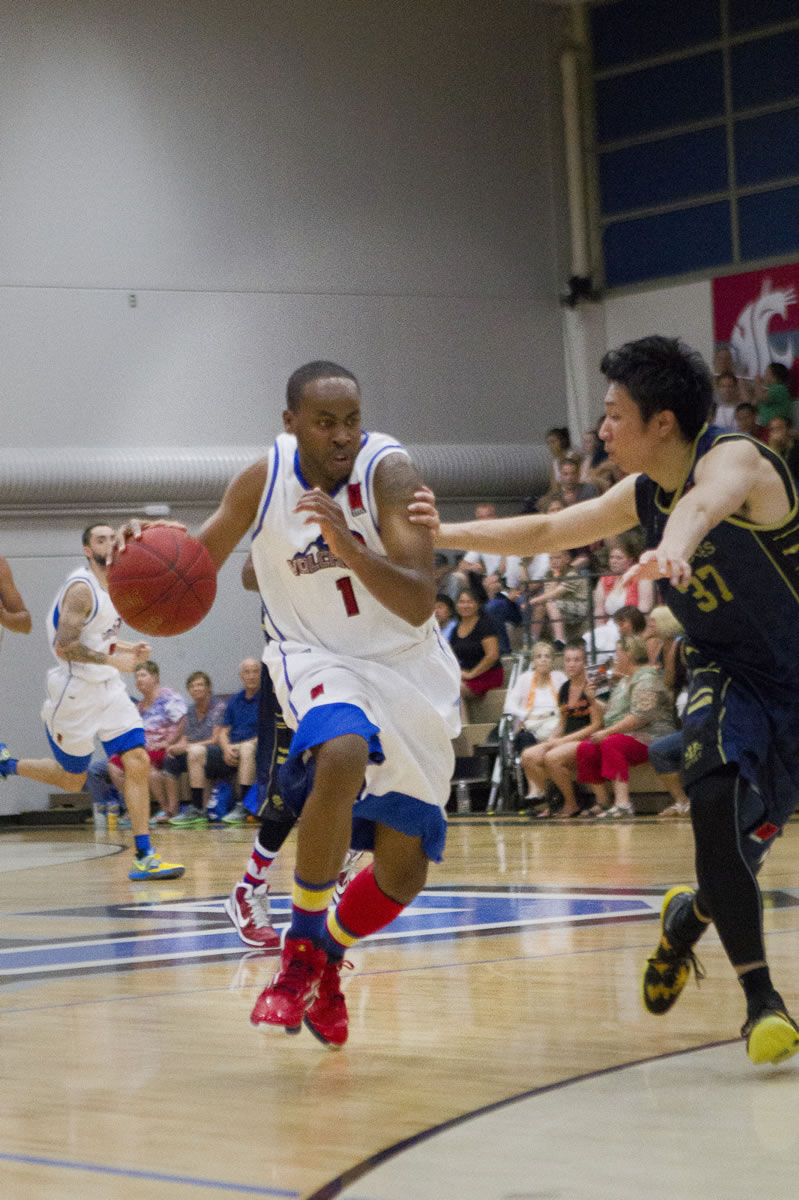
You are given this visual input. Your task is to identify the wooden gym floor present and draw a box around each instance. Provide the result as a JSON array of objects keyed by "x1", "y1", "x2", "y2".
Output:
[{"x1": 2, "y1": 815, "x2": 799, "y2": 1199}]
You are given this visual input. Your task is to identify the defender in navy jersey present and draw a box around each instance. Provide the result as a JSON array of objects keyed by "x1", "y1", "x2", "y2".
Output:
[
  {"x1": 418, "y1": 336, "x2": 799, "y2": 1066},
  {"x1": 115, "y1": 361, "x2": 460, "y2": 1047}
]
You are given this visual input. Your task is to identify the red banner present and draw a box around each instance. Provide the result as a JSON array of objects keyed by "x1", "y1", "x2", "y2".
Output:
[{"x1": 712, "y1": 263, "x2": 799, "y2": 392}]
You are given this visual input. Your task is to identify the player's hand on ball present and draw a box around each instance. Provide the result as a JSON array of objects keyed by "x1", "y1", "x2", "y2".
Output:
[
  {"x1": 110, "y1": 518, "x2": 187, "y2": 562},
  {"x1": 407, "y1": 487, "x2": 440, "y2": 534}
]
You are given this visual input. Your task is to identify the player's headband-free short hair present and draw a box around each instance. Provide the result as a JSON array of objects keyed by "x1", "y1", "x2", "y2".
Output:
[
  {"x1": 135, "y1": 660, "x2": 160, "y2": 677},
  {"x1": 286, "y1": 361, "x2": 360, "y2": 412},
  {"x1": 82, "y1": 522, "x2": 112, "y2": 546},
  {"x1": 600, "y1": 335, "x2": 712, "y2": 441}
]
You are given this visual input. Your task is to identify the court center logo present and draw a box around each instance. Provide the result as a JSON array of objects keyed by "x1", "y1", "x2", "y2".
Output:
[{"x1": 0, "y1": 887, "x2": 661, "y2": 984}]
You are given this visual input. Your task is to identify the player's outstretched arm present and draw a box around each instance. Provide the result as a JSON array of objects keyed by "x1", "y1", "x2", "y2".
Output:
[
  {"x1": 295, "y1": 454, "x2": 436, "y2": 626},
  {"x1": 0, "y1": 555, "x2": 32, "y2": 634},
  {"x1": 627, "y1": 439, "x2": 782, "y2": 588},
  {"x1": 408, "y1": 474, "x2": 641, "y2": 556}
]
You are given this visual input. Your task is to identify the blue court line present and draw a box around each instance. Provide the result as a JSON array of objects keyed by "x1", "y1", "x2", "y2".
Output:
[{"x1": 0, "y1": 1150, "x2": 298, "y2": 1197}]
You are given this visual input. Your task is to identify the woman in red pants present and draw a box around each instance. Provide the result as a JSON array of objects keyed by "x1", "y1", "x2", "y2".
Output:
[{"x1": 576, "y1": 634, "x2": 676, "y2": 818}]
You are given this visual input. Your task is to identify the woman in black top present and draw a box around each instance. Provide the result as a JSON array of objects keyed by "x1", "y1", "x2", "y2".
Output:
[
  {"x1": 521, "y1": 640, "x2": 602, "y2": 817},
  {"x1": 449, "y1": 589, "x2": 503, "y2": 705}
]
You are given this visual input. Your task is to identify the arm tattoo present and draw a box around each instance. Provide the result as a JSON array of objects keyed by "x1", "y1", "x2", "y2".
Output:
[{"x1": 373, "y1": 453, "x2": 423, "y2": 507}]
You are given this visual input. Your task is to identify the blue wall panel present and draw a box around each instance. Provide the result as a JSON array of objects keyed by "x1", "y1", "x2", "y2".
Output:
[
  {"x1": 596, "y1": 53, "x2": 724, "y2": 142},
  {"x1": 591, "y1": 0, "x2": 721, "y2": 70},
  {"x1": 731, "y1": 30, "x2": 799, "y2": 110},
  {"x1": 729, "y1": 0, "x2": 799, "y2": 34},
  {"x1": 735, "y1": 107, "x2": 799, "y2": 186},
  {"x1": 603, "y1": 202, "x2": 732, "y2": 286},
  {"x1": 738, "y1": 186, "x2": 799, "y2": 261},
  {"x1": 599, "y1": 127, "x2": 728, "y2": 214}
]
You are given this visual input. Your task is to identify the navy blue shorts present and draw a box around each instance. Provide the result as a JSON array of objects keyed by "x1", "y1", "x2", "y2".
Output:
[{"x1": 681, "y1": 658, "x2": 799, "y2": 849}]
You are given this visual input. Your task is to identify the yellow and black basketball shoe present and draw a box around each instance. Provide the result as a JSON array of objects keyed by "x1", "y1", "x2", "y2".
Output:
[
  {"x1": 643, "y1": 886, "x2": 706, "y2": 1015},
  {"x1": 742, "y1": 995, "x2": 799, "y2": 1066}
]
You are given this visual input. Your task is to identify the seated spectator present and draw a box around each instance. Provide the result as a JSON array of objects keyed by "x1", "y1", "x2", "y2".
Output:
[
  {"x1": 108, "y1": 660, "x2": 188, "y2": 823},
  {"x1": 164, "y1": 670, "x2": 229, "y2": 826},
  {"x1": 766, "y1": 416, "x2": 799, "y2": 480},
  {"x1": 434, "y1": 593, "x2": 457, "y2": 641},
  {"x1": 86, "y1": 755, "x2": 124, "y2": 823},
  {"x1": 614, "y1": 604, "x2": 646, "y2": 637},
  {"x1": 537, "y1": 453, "x2": 597, "y2": 512},
  {"x1": 529, "y1": 548, "x2": 589, "y2": 648},
  {"x1": 585, "y1": 602, "x2": 647, "y2": 666},
  {"x1": 711, "y1": 370, "x2": 742, "y2": 431},
  {"x1": 756, "y1": 362, "x2": 794, "y2": 428},
  {"x1": 458, "y1": 503, "x2": 523, "y2": 589},
  {"x1": 594, "y1": 534, "x2": 654, "y2": 624},
  {"x1": 591, "y1": 458, "x2": 626, "y2": 493},
  {"x1": 734, "y1": 400, "x2": 759, "y2": 437},
  {"x1": 644, "y1": 605, "x2": 684, "y2": 677},
  {"x1": 449, "y1": 589, "x2": 503, "y2": 712},
  {"x1": 575, "y1": 635, "x2": 677, "y2": 818},
  {"x1": 648, "y1": 730, "x2": 691, "y2": 818},
  {"x1": 524, "y1": 498, "x2": 564, "y2": 584},
  {"x1": 521, "y1": 640, "x2": 603, "y2": 817},
  {"x1": 713, "y1": 345, "x2": 753, "y2": 400},
  {"x1": 434, "y1": 552, "x2": 463, "y2": 604},
  {"x1": 545, "y1": 426, "x2": 574, "y2": 490},
  {"x1": 503, "y1": 640, "x2": 566, "y2": 804},
  {"x1": 579, "y1": 427, "x2": 607, "y2": 483},
  {"x1": 212, "y1": 657, "x2": 262, "y2": 825},
  {"x1": 484, "y1": 573, "x2": 523, "y2": 655},
  {"x1": 647, "y1": 622, "x2": 692, "y2": 819}
]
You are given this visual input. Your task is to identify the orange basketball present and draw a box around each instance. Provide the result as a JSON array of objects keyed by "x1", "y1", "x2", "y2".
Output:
[{"x1": 107, "y1": 526, "x2": 217, "y2": 637}]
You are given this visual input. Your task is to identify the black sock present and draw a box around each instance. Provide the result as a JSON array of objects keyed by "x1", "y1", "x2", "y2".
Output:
[
  {"x1": 191, "y1": 787, "x2": 204, "y2": 809},
  {"x1": 739, "y1": 966, "x2": 779, "y2": 1018},
  {"x1": 672, "y1": 891, "x2": 712, "y2": 947}
]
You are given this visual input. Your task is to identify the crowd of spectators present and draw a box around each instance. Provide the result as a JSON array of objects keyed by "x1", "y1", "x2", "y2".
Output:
[
  {"x1": 94, "y1": 656, "x2": 264, "y2": 829},
  {"x1": 447, "y1": 342, "x2": 798, "y2": 812}
]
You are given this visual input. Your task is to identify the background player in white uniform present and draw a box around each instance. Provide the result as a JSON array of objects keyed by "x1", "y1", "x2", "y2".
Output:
[
  {"x1": 0, "y1": 524, "x2": 184, "y2": 880},
  {"x1": 116, "y1": 360, "x2": 460, "y2": 1046}
]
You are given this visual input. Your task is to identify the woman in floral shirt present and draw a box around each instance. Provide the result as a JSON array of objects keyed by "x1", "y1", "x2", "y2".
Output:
[{"x1": 109, "y1": 660, "x2": 187, "y2": 822}]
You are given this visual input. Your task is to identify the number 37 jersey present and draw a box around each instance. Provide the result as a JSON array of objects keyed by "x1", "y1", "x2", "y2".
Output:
[
  {"x1": 635, "y1": 425, "x2": 799, "y2": 696},
  {"x1": 249, "y1": 431, "x2": 441, "y2": 660}
]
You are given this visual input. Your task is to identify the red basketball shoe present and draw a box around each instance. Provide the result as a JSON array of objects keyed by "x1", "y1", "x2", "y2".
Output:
[
  {"x1": 250, "y1": 937, "x2": 327, "y2": 1033},
  {"x1": 304, "y1": 958, "x2": 353, "y2": 1049},
  {"x1": 225, "y1": 882, "x2": 280, "y2": 949}
]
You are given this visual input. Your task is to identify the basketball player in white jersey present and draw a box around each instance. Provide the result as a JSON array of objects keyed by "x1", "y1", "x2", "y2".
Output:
[
  {"x1": 0, "y1": 524, "x2": 185, "y2": 880},
  {"x1": 116, "y1": 360, "x2": 461, "y2": 1045}
]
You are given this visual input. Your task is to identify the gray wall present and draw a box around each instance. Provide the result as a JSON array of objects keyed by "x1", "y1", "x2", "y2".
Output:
[
  {"x1": 0, "y1": 0, "x2": 571, "y2": 812},
  {"x1": 0, "y1": 0, "x2": 569, "y2": 446}
]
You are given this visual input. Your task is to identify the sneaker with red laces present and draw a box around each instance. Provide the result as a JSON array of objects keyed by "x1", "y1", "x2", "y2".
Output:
[
  {"x1": 304, "y1": 958, "x2": 353, "y2": 1049},
  {"x1": 250, "y1": 937, "x2": 327, "y2": 1033},
  {"x1": 225, "y1": 882, "x2": 280, "y2": 949}
]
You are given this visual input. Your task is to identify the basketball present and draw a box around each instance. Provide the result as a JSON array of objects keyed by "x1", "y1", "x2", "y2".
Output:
[{"x1": 107, "y1": 526, "x2": 217, "y2": 637}]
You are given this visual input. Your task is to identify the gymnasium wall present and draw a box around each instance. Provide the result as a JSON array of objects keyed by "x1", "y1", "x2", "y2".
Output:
[
  {"x1": 0, "y1": 0, "x2": 569, "y2": 449},
  {"x1": 0, "y1": 0, "x2": 571, "y2": 813}
]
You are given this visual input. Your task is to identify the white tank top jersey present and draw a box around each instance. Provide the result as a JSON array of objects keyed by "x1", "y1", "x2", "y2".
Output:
[
  {"x1": 250, "y1": 431, "x2": 440, "y2": 659},
  {"x1": 46, "y1": 565, "x2": 122, "y2": 682}
]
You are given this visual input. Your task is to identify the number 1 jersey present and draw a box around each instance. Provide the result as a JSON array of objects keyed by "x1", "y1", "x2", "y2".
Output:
[{"x1": 249, "y1": 431, "x2": 441, "y2": 660}]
